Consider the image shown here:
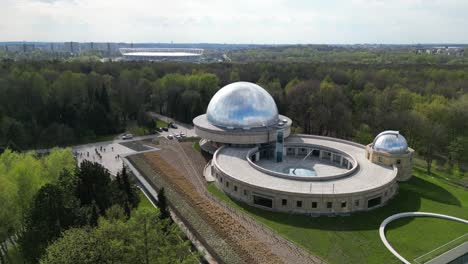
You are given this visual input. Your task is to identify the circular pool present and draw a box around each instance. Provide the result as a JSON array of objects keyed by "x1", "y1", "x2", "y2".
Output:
[{"x1": 283, "y1": 167, "x2": 317, "y2": 176}]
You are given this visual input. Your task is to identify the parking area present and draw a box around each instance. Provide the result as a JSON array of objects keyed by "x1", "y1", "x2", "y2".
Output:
[{"x1": 148, "y1": 112, "x2": 197, "y2": 139}]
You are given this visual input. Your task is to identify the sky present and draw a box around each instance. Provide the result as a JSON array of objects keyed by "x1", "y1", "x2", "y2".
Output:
[{"x1": 1, "y1": 0, "x2": 468, "y2": 44}]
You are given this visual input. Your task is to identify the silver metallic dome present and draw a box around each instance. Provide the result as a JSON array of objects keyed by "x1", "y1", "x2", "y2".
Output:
[
  {"x1": 372, "y1": 131, "x2": 408, "y2": 154},
  {"x1": 206, "y1": 82, "x2": 279, "y2": 129}
]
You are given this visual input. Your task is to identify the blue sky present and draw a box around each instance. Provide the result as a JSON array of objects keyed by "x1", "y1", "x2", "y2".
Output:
[{"x1": 1, "y1": 0, "x2": 468, "y2": 44}]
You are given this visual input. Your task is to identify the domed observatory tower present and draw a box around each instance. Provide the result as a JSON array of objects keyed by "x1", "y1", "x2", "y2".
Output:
[
  {"x1": 365, "y1": 131, "x2": 414, "y2": 181},
  {"x1": 193, "y1": 82, "x2": 291, "y2": 154}
]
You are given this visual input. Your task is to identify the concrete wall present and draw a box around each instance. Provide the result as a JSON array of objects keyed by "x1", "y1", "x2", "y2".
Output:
[
  {"x1": 425, "y1": 242, "x2": 468, "y2": 264},
  {"x1": 210, "y1": 161, "x2": 398, "y2": 215},
  {"x1": 246, "y1": 145, "x2": 358, "y2": 181},
  {"x1": 194, "y1": 123, "x2": 291, "y2": 145},
  {"x1": 366, "y1": 145, "x2": 414, "y2": 181}
]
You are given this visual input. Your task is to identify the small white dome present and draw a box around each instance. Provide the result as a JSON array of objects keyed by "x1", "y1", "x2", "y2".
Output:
[
  {"x1": 372, "y1": 131, "x2": 408, "y2": 154},
  {"x1": 206, "y1": 82, "x2": 279, "y2": 128}
]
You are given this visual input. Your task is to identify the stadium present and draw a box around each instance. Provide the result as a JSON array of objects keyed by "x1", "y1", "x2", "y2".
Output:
[
  {"x1": 195, "y1": 82, "x2": 414, "y2": 215},
  {"x1": 119, "y1": 48, "x2": 203, "y2": 61}
]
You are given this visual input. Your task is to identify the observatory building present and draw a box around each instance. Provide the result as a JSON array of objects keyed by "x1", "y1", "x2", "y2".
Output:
[{"x1": 194, "y1": 82, "x2": 414, "y2": 214}]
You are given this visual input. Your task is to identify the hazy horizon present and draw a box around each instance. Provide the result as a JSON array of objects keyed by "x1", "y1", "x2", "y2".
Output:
[{"x1": 2, "y1": 0, "x2": 468, "y2": 44}]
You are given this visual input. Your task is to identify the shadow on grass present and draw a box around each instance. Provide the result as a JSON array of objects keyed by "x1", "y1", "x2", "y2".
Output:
[{"x1": 218, "y1": 175, "x2": 461, "y2": 232}]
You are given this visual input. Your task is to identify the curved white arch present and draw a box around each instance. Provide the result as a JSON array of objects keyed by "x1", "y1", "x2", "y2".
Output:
[{"x1": 379, "y1": 212, "x2": 468, "y2": 264}]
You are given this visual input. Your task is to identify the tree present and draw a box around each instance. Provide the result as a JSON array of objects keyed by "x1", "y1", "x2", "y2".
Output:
[
  {"x1": 354, "y1": 124, "x2": 374, "y2": 145},
  {"x1": 112, "y1": 166, "x2": 139, "y2": 217},
  {"x1": 41, "y1": 207, "x2": 198, "y2": 264},
  {"x1": 414, "y1": 97, "x2": 449, "y2": 175},
  {"x1": 19, "y1": 184, "x2": 73, "y2": 263},
  {"x1": 40, "y1": 228, "x2": 103, "y2": 264},
  {"x1": 157, "y1": 188, "x2": 170, "y2": 220},
  {"x1": 75, "y1": 160, "x2": 112, "y2": 215}
]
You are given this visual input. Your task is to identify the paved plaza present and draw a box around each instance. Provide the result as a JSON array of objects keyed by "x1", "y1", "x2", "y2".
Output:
[{"x1": 74, "y1": 140, "x2": 159, "y2": 176}]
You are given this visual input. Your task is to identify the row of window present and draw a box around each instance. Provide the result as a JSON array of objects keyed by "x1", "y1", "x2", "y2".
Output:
[
  {"x1": 281, "y1": 199, "x2": 355, "y2": 209},
  {"x1": 217, "y1": 171, "x2": 388, "y2": 210},
  {"x1": 373, "y1": 154, "x2": 402, "y2": 165}
]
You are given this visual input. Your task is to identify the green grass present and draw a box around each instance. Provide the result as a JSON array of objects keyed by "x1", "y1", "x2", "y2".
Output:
[
  {"x1": 137, "y1": 189, "x2": 156, "y2": 210},
  {"x1": 207, "y1": 167, "x2": 468, "y2": 264},
  {"x1": 129, "y1": 126, "x2": 149, "y2": 136},
  {"x1": 193, "y1": 141, "x2": 201, "y2": 152},
  {"x1": 76, "y1": 133, "x2": 119, "y2": 145},
  {"x1": 155, "y1": 119, "x2": 169, "y2": 128}
]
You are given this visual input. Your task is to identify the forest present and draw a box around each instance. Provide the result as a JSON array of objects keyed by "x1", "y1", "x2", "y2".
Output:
[
  {"x1": 0, "y1": 149, "x2": 197, "y2": 263},
  {"x1": 228, "y1": 45, "x2": 468, "y2": 64},
  {"x1": 0, "y1": 60, "x2": 467, "y2": 175}
]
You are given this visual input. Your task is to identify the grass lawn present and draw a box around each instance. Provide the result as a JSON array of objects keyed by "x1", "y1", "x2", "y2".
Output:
[
  {"x1": 137, "y1": 189, "x2": 157, "y2": 210},
  {"x1": 156, "y1": 119, "x2": 169, "y2": 128},
  {"x1": 192, "y1": 141, "x2": 201, "y2": 152},
  {"x1": 207, "y1": 167, "x2": 468, "y2": 264}
]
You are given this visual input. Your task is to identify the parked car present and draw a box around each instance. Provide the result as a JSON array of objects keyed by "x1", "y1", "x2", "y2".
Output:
[
  {"x1": 180, "y1": 132, "x2": 186, "y2": 137},
  {"x1": 121, "y1": 133, "x2": 133, "y2": 140},
  {"x1": 162, "y1": 127, "x2": 169, "y2": 132},
  {"x1": 167, "y1": 134, "x2": 173, "y2": 139},
  {"x1": 175, "y1": 134, "x2": 181, "y2": 139},
  {"x1": 157, "y1": 127, "x2": 163, "y2": 132},
  {"x1": 171, "y1": 123, "x2": 178, "y2": 129}
]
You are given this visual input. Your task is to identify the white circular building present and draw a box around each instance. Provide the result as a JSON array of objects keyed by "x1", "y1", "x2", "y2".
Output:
[
  {"x1": 195, "y1": 82, "x2": 414, "y2": 215},
  {"x1": 119, "y1": 48, "x2": 203, "y2": 61}
]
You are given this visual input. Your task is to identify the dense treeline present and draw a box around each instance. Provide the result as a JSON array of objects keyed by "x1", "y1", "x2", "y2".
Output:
[
  {"x1": 0, "y1": 61, "x2": 467, "y2": 173},
  {"x1": 0, "y1": 148, "x2": 196, "y2": 263},
  {"x1": 228, "y1": 45, "x2": 468, "y2": 64}
]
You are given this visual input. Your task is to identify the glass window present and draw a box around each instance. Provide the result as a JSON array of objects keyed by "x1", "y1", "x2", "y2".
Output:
[
  {"x1": 296, "y1": 201, "x2": 302, "y2": 207},
  {"x1": 327, "y1": 202, "x2": 333, "y2": 209},
  {"x1": 341, "y1": 201, "x2": 347, "y2": 208},
  {"x1": 234, "y1": 185, "x2": 238, "y2": 192},
  {"x1": 226, "y1": 181, "x2": 229, "y2": 187},
  {"x1": 396, "y1": 159, "x2": 401, "y2": 164},
  {"x1": 378, "y1": 156, "x2": 384, "y2": 163},
  {"x1": 220, "y1": 177, "x2": 223, "y2": 182},
  {"x1": 312, "y1": 202, "x2": 317, "y2": 208},
  {"x1": 367, "y1": 197, "x2": 382, "y2": 208},
  {"x1": 354, "y1": 200, "x2": 360, "y2": 206},
  {"x1": 282, "y1": 199, "x2": 287, "y2": 206},
  {"x1": 253, "y1": 195, "x2": 273, "y2": 208},
  {"x1": 243, "y1": 190, "x2": 247, "y2": 196}
]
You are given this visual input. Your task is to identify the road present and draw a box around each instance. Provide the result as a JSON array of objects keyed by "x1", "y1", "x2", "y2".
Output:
[
  {"x1": 34, "y1": 113, "x2": 197, "y2": 176},
  {"x1": 148, "y1": 112, "x2": 198, "y2": 138}
]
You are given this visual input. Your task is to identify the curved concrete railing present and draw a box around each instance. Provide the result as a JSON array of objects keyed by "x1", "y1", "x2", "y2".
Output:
[
  {"x1": 379, "y1": 212, "x2": 468, "y2": 264},
  {"x1": 246, "y1": 143, "x2": 359, "y2": 181},
  {"x1": 293, "y1": 134, "x2": 366, "y2": 149}
]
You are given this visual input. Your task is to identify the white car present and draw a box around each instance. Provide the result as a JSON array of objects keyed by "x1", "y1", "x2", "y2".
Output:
[
  {"x1": 167, "y1": 134, "x2": 173, "y2": 139},
  {"x1": 121, "y1": 133, "x2": 133, "y2": 140},
  {"x1": 175, "y1": 134, "x2": 181, "y2": 139},
  {"x1": 180, "y1": 132, "x2": 186, "y2": 138}
]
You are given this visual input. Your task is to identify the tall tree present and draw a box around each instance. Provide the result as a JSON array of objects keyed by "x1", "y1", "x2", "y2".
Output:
[{"x1": 19, "y1": 184, "x2": 72, "y2": 263}]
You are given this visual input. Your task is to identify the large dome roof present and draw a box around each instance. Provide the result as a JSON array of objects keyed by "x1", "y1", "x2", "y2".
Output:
[
  {"x1": 206, "y1": 82, "x2": 279, "y2": 129},
  {"x1": 372, "y1": 131, "x2": 408, "y2": 154}
]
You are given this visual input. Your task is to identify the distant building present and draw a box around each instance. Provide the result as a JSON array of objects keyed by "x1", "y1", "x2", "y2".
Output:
[
  {"x1": 64, "y1": 42, "x2": 80, "y2": 53},
  {"x1": 119, "y1": 48, "x2": 204, "y2": 61}
]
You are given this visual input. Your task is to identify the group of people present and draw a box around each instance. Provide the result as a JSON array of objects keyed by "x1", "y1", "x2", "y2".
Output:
[{"x1": 75, "y1": 144, "x2": 117, "y2": 163}]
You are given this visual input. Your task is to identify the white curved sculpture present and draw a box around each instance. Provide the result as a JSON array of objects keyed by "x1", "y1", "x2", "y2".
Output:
[{"x1": 379, "y1": 212, "x2": 468, "y2": 264}]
